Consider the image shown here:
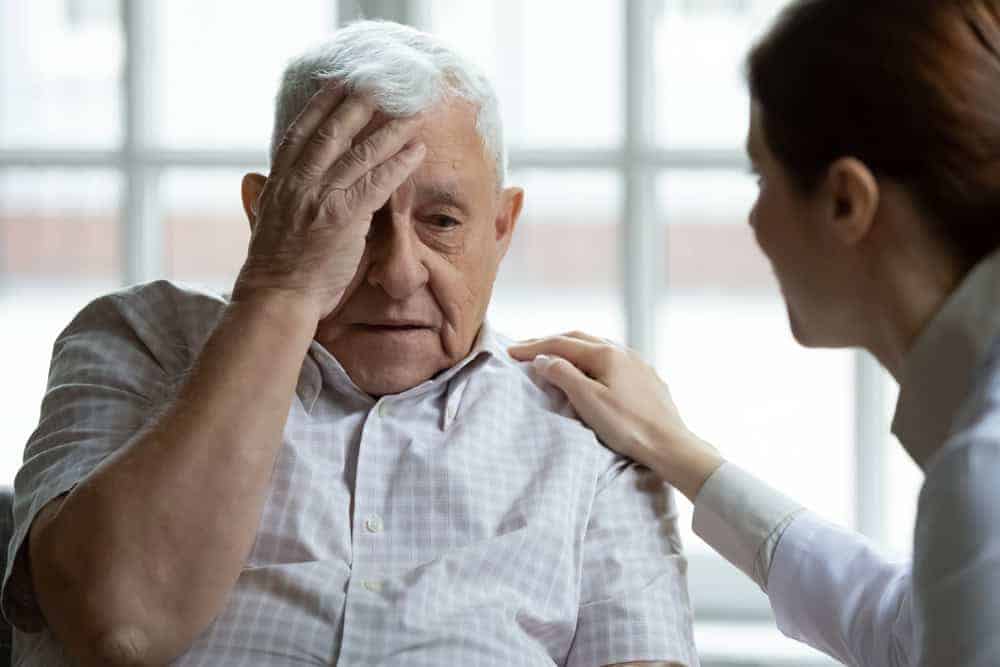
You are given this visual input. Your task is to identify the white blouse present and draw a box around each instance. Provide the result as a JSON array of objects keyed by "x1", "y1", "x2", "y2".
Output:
[{"x1": 692, "y1": 248, "x2": 1000, "y2": 667}]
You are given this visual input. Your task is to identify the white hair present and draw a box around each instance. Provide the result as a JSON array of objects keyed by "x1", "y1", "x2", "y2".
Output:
[{"x1": 270, "y1": 20, "x2": 506, "y2": 185}]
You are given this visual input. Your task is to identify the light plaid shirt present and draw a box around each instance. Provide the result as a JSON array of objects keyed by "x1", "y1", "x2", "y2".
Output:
[{"x1": 3, "y1": 281, "x2": 697, "y2": 666}]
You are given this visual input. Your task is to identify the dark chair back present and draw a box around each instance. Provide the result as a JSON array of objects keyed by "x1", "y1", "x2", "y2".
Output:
[{"x1": 0, "y1": 486, "x2": 13, "y2": 665}]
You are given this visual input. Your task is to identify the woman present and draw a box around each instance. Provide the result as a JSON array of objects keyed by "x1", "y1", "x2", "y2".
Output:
[{"x1": 510, "y1": 1, "x2": 1000, "y2": 666}]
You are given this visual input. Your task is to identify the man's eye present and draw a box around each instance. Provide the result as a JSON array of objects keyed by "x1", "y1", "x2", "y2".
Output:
[{"x1": 428, "y1": 215, "x2": 460, "y2": 229}]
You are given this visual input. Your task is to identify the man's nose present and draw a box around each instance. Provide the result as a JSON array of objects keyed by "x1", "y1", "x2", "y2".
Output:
[{"x1": 366, "y1": 214, "x2": 429, "y2": 300}]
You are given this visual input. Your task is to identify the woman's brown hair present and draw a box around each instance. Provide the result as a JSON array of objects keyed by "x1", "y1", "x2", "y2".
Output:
[{"x1": 747, "y1": 0, "x2": 1000, "y2": 266}]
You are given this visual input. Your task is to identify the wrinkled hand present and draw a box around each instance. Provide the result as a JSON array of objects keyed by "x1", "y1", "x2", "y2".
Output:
[
  {"x1": 233, "y1": 81, "x2": 426, "y2": 321},
  {"x1": 509, "y1": 331, "x2": 724, "y2": 500}
]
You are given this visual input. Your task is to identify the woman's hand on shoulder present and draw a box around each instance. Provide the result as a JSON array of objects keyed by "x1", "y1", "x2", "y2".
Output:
[{"x1": 509, "y1": 331, "x2": 725, "y2": 501}]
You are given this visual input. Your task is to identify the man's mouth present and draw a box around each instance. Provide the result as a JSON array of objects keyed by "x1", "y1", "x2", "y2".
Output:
[{"x1": 355, "y1": 322, "x2": 434, "y2": 332}]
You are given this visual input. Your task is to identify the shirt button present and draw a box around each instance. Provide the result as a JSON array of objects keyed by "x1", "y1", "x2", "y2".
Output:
[
  {"x1": 377, "y1": 402, "x2": 391, "y2": 418},
  {"x1": 365, "y1": 514, "x2": 384, "y2": 533},
  {"x1": 362, "y1": 579, "x2": 383, "y2": 593}
]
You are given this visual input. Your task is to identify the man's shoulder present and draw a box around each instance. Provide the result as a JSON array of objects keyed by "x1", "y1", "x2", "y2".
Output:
[
  {"x1": 109, "y1": 279, "x2": 226, "y2": 312},
  {"x1": 479, "y1": 328, "x2": 624, "y2": 467},
  {"x1": 484, "y1": 334, "x2": 675, "y2": 509},
  {"x1": 483, "y1": 329, "x2": 580, "y2": 417},
  {"x1": 77, "y1": 279, "x2": 226, "y2": 333},
  {"x1": 60, "y1": 280, "x2": 229, "y2": 374}
]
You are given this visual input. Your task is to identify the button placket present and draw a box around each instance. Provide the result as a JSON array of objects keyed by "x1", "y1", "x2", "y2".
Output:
[{"x1": 349, "y1": 399, "x2": 394, "y2": 605}]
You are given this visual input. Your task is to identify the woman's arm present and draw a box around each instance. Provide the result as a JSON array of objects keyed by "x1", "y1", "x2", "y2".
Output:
[
  {"x1": 509, "y1": 332, "x2": 915, "y2": 667},
  {"x1": 695, "y1": 463, "x2": 914, "y2": 667}
]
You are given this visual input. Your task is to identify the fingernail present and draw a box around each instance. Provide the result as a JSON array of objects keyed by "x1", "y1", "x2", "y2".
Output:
[{"x1": 533, "y1": 354, "x2": 553, "y2": 372}]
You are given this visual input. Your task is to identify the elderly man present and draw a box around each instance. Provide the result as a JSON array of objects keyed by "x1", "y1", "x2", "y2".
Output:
[{"x1": 3, "y1": 21, "x2": 696, "y2": 666}]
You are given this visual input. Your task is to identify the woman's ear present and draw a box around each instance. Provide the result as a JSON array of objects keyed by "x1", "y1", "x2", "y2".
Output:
[
  {"x1": 824, "y1": 157, "x2": 880, "y2": 246},
  {"x1": 241, "y1": 173, "x2": 268, "y2": 232}
]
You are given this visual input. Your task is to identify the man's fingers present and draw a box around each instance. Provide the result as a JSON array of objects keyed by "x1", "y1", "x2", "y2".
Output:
[
  {"x1": 345, "y1": 141, "x2": 427, "y2": 214},
  {"x1": 270, "y1": 81, "x2": 347, "y2": 176},
  {"x1": 326, "y1": 115, "x2": 424, "y2": 191},
  {"x1": 291, "y1": 95, "x2": 377, "y2": 182}
]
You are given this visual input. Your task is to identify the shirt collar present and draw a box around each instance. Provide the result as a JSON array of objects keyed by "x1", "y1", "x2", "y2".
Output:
[
  {"x1": 892, "y1": 247, "x2": 1000, "y2": 467},
  {"x1": 295, "y1": 320, "x2": 503, "y2": 417}
]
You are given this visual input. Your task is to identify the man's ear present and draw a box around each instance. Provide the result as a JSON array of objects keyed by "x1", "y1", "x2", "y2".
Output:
[
  {"x1": 823, "y1": 157, "x2": 879, "y2": 246},
  {"x1": 495, "y1": 186, "x2": 525, "y2": 257},
  {"x1": 241, "y1": 173, "x2": 268, "y2": 232}
]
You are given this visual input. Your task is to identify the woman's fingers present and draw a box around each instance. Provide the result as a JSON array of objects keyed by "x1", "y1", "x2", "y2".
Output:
[
  {"x1": 562, "y1": 330, "x2": 607, "y2": 344},
  {"x1": 532, "y1": 354, "x2": 623, "y2": 449},
  {"x1": 533, "y1": 354, "x2": 608, "y2": 404},
  {"x1": 511, "y1": 330, "x2": 607, "y2": 350},
  {"x1": 508, "y1": 336, "x2": 607, "y2": 378}
]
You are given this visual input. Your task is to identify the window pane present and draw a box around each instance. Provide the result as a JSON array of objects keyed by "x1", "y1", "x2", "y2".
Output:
[
  {"x1": 0, "y1": 169, "x2": 120, "y2": 483},
  {"x1": 153, "y1": 0, "x2": 333, "y2": 153},
  {"x1": 657, "y1": 170, "x2": 856, "y2": 555},
  {"x1": 0, "y1": 0, "x2": 122, "y2": 148},
  {"x1": 426, "y1": 0, "x2": 622, "y2": 149},
  {"x1": 163, "y1": 168, "x2": 253, "y2": 292},
  {"x1": 489, "y1": 170, "x2": 623, "y2": 341},
  {"x1": 654, "y1": 0, "x2": 788, "y2": 150}
]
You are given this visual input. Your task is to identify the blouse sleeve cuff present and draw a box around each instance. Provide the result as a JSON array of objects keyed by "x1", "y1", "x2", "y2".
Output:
[{"x1": 692, "y1": 462, "x2": 805, "y2": 591}]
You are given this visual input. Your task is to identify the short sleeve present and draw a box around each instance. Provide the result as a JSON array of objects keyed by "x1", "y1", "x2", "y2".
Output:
[
  {"x1": 1, "y1": 289, "x2": 182, "y2": 631},
  {"x1": 565, "y1": 458, "x2": 697, "y2": 667}
]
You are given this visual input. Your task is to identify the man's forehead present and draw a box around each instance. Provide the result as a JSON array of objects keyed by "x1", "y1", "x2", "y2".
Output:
[
  {"x1": 355, "y1": 99, "x2": 492, "y2": 175},
  {"x1": 394, "y1": 169, "x2": 482, "y2": 214}
]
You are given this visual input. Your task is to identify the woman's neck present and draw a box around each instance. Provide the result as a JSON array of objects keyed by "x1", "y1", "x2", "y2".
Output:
[{"x1": 863, "y1": 241, "x2": 967, "y2": 382}]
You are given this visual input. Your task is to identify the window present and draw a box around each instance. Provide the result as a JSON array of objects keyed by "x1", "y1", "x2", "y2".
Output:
[
  {"x1": 0, "y1": 0, "x2": 122, "y2": 148},
  {"x1": 1, "y1": 1, "x2": 913, "y2": 664},
  {"x1": 0, "y1": 168, "x2": 121, "y2": 481}
]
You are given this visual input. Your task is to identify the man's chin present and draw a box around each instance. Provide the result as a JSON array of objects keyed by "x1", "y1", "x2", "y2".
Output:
[
  {"x1": 350, "y1": 366, "x2": 443, "y2": 397},
  {"x1": 331, "y1": 340, "x2": 451, "y2": 398}
]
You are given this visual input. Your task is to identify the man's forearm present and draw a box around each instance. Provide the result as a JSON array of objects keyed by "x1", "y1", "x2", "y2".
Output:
[{"x1": 30, "y1": 293, "x2": 319, "y2": 665}]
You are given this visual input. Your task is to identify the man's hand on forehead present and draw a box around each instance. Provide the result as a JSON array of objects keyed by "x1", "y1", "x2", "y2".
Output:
[
  {"x1": 351, "y1": 107, "x2": 426, "y2": 150},
  {"x1": 233, "y1": 80, "x2": 427, "y2": 322}
]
